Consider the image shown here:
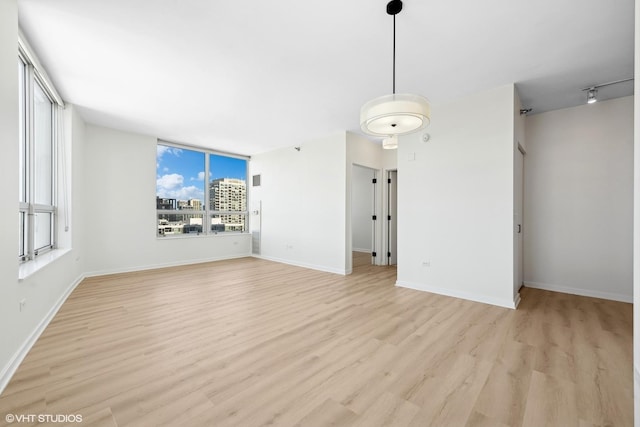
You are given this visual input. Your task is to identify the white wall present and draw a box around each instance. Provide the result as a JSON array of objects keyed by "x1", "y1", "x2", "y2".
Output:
[
  {"x1": 0, "y1": 1, "x2": 18, "y2": 287},
  {"x1": 0, "y1": 0, "x2": 89, "y2": 391},
  {"x1": 396, "y1": 84, "x2": 517, "y2": 308},
  {"x1": 382, "y1": 145, "x2": 398, "y2": 171},
  {"x1": 514, "y1": 90, "x2": 526, "y2": 152},
  {"x1": 524, "y1": 97, "x2": 634, "y2": 302},
  {"x1": 631, "y1": 2, "x2": 638, "y2": 420},
  {"x1": 83, "y1": 125, "x2": 251, "y2": 275},
  {"x1": 351, "y1": 165, "x2": 374, "y2": 252},
  {"x1": 249, "y1": 133, "x2": 347, "y2": 274}
]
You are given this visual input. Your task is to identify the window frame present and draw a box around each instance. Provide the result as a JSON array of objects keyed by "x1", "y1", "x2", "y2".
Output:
[
  {"x1": 18, "y1": 45, "x2": 61, "y2": 262},
  {"x1": 156, "y1": 141, "x2": 249, "y2": 238}
]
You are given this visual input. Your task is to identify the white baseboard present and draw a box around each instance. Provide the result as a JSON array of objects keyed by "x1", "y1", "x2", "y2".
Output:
[
  {"x1": 513, "y1": 291, "x2": 521, "y2": 308},
  {"x1": 352, "y1": 248, "x2": 371, "y2": 254},
  {"x1": 253, "y1": 255, "x2": 348, "y2": 275},
  {"x1": 83, "y1": 253, "x2": 252, "y2": 278},
  {"x1": 0, "y1": 273, "x2": 85, "y2": 396},
  {"x1": 396, "y1": 280, "x2": 518, "y2": 309},
  {"x1": 523, "y1": 281, "x2": 632, "y2": 303}
]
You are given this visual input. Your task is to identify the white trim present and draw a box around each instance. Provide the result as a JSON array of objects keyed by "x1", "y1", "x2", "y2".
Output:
[
  {"x1": 83, "y1": 253, "x2": 251, "y2": 278},
  {"x1": 18, "y1": 29, "x2": 64, "y2": 107},
  {"x1": 396, "y1": 280, "x2": 518, "y2": 309},
  {"x1": 18, "y1": 248, "x2": 71, "y2": 280},
  {"x1": 523, "y1": 281, "x2": 632, "y2": 303},
  {"x1": 513, "y1": 291, "x2": 521, "y2": 308},
  {"x1": 253, "y1": 255, "x2": 348, "y2": 276},
  {"x1": 156, "y1": 231, "x2": 251, "y2": 241},
  {"x1": 0, "y1": 273, "x2": 84, "y2": 395},
  {"x1": 352, "y1": 248, "x2": 372, "y2": 253}
]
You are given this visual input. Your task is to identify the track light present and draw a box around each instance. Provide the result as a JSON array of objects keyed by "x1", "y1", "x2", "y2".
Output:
[{"x1": 581, "y1": 78, "x2": 633, "y2": 105}]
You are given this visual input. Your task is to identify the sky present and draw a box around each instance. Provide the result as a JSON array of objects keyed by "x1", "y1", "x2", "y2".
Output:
[{"x1": 156, "y1": 144, "x2": 247, "y2": 203}]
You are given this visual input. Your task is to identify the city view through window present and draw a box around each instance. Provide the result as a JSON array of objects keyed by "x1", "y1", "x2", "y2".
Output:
[{"x1": 156, "y1": 144, "x2": 247, "y2": 236}]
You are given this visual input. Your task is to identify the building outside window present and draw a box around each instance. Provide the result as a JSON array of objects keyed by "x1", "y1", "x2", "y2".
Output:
[{"x1": 156, "y1": 143, "x2": 248, "y2": 237}]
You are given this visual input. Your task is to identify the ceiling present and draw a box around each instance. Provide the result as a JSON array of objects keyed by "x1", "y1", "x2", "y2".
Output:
[{"x1": 18, "y1": 0, "x2": 634, "y2": 156}]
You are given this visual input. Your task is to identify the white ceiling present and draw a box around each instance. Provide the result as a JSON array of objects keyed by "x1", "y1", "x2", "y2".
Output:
[{"x1": 18, "y1": 0, "x2": 634, "y2": 156}]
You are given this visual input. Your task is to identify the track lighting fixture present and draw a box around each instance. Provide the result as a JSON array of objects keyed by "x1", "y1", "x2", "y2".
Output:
[{"x1": 582, "y1": 77, "x2": 633, "y2": 105}]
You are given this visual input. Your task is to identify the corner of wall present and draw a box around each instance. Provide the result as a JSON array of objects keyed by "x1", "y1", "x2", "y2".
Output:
[
  {"x1": 396, "y1": 84, "x2": 517, "y2": 308},
  {"x1": 633, "y1": 0, "x2": 639, "y2": 421}
]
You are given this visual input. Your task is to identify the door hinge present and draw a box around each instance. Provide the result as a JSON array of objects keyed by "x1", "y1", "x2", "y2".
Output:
[
  {"x1": 372, "y1": 252, "x2": 377, "y2": 257},
  {"x1": 387, "y1": 252, "x2": 391, "y2": 257},
  {"x1": 372, "y1": 178, "x2": 377, "y2": 184},
  {"x1": 388, "y1": 215, "x2": 391, "y2": 221},
  {"x1": 388, "y1": 178, "x2": 392, "y2": 184},
  {"x1": 372, "y1": 215, "x2": 377, "y2": 221}
]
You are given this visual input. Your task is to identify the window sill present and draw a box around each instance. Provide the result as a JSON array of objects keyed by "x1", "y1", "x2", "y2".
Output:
[
  {"x1": 156, "y1": 232, "x2": 251, "y2": 240},
  {"x1": 19, "y1": 248, "x2": 72, "y2": 281}
]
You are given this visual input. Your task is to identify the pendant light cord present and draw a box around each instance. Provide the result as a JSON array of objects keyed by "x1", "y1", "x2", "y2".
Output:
[{"x1": 392, "y1": 14, "x2": 396, "y2": 94}]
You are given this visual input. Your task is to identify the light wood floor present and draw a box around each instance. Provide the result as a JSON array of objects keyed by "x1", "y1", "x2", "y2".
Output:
[{"x1": 0, "y1": 253, "x2": 632, "y2": 426}]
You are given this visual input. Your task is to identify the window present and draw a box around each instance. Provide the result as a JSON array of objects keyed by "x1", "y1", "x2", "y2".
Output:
[
  {"x1": 18, "y1": 48, "x2": 60, "y2": 261},
  {"x1": 156, "y1": 143, "x2": 248, "y2": 237}
]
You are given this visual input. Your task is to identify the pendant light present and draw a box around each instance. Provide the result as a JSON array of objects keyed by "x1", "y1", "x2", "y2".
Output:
[
  {"x1": 382, "y1": 135, "x2": 399, "y2": 149},
  {"x1": 360, "y1": 0, "x2": 430, "y2": 146}
]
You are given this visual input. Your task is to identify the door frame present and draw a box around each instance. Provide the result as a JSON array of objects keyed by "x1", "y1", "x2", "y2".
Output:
[
  {"x1": 514, "y1": 143, "x2": 526, "y2": 302},
  {"x1": 381, "y1": 168, "x2": 398, "y2": 267},
  {"x1": 348, "y1": 163, "x2": 383, "y2": 271}
]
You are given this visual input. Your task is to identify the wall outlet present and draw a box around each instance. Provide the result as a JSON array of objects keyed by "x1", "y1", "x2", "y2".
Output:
[
  {"x1": 422, "y1": 261, "x2": 431, "y2": 267},
  {"x1": 19, "y1": 298, "x2": 26, "y2": 312}
]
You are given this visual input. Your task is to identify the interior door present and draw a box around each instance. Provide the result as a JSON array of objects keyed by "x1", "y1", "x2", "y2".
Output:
[
  {"x1": 514, "y1": 148, "x2": 524, "y2": 293},
  {"x1": 388, "y1": 170, "x2": 398, "y2": 265},
  {"x1": 351, "y1": 165, "x2": 377, "y2": 265}
]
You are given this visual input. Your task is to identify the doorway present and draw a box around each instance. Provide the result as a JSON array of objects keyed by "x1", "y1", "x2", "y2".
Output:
[
  {"x1": 387, "y1": 170, "x2": 398, "y2": 266},
  {"x1": 351, "y1": 164, "x2": 377, "y2": 266},
  {"x1": 514, "y1": 145, "x2": 525, "y2": 297}
]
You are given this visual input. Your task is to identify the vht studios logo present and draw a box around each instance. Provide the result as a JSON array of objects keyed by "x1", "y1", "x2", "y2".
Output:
[{"x1": 5, "y1": 413, "x2": 83, "y2": 423}]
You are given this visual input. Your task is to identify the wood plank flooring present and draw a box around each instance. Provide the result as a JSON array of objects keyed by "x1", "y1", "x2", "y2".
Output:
[{"x1": 0, "y1": 253, "x2": 633, "y2": 426}]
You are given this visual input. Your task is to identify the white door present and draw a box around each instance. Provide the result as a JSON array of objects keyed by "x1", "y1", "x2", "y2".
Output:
[
  {"x1": 514, "y1": 148, "x2": 524, "y2": 293},
  {"x1": 351, "y1": 165, "x2": 377, "y2": 265},
  {"x1": 388, "y1": 170, "x2": 398, "y2": 265}
]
